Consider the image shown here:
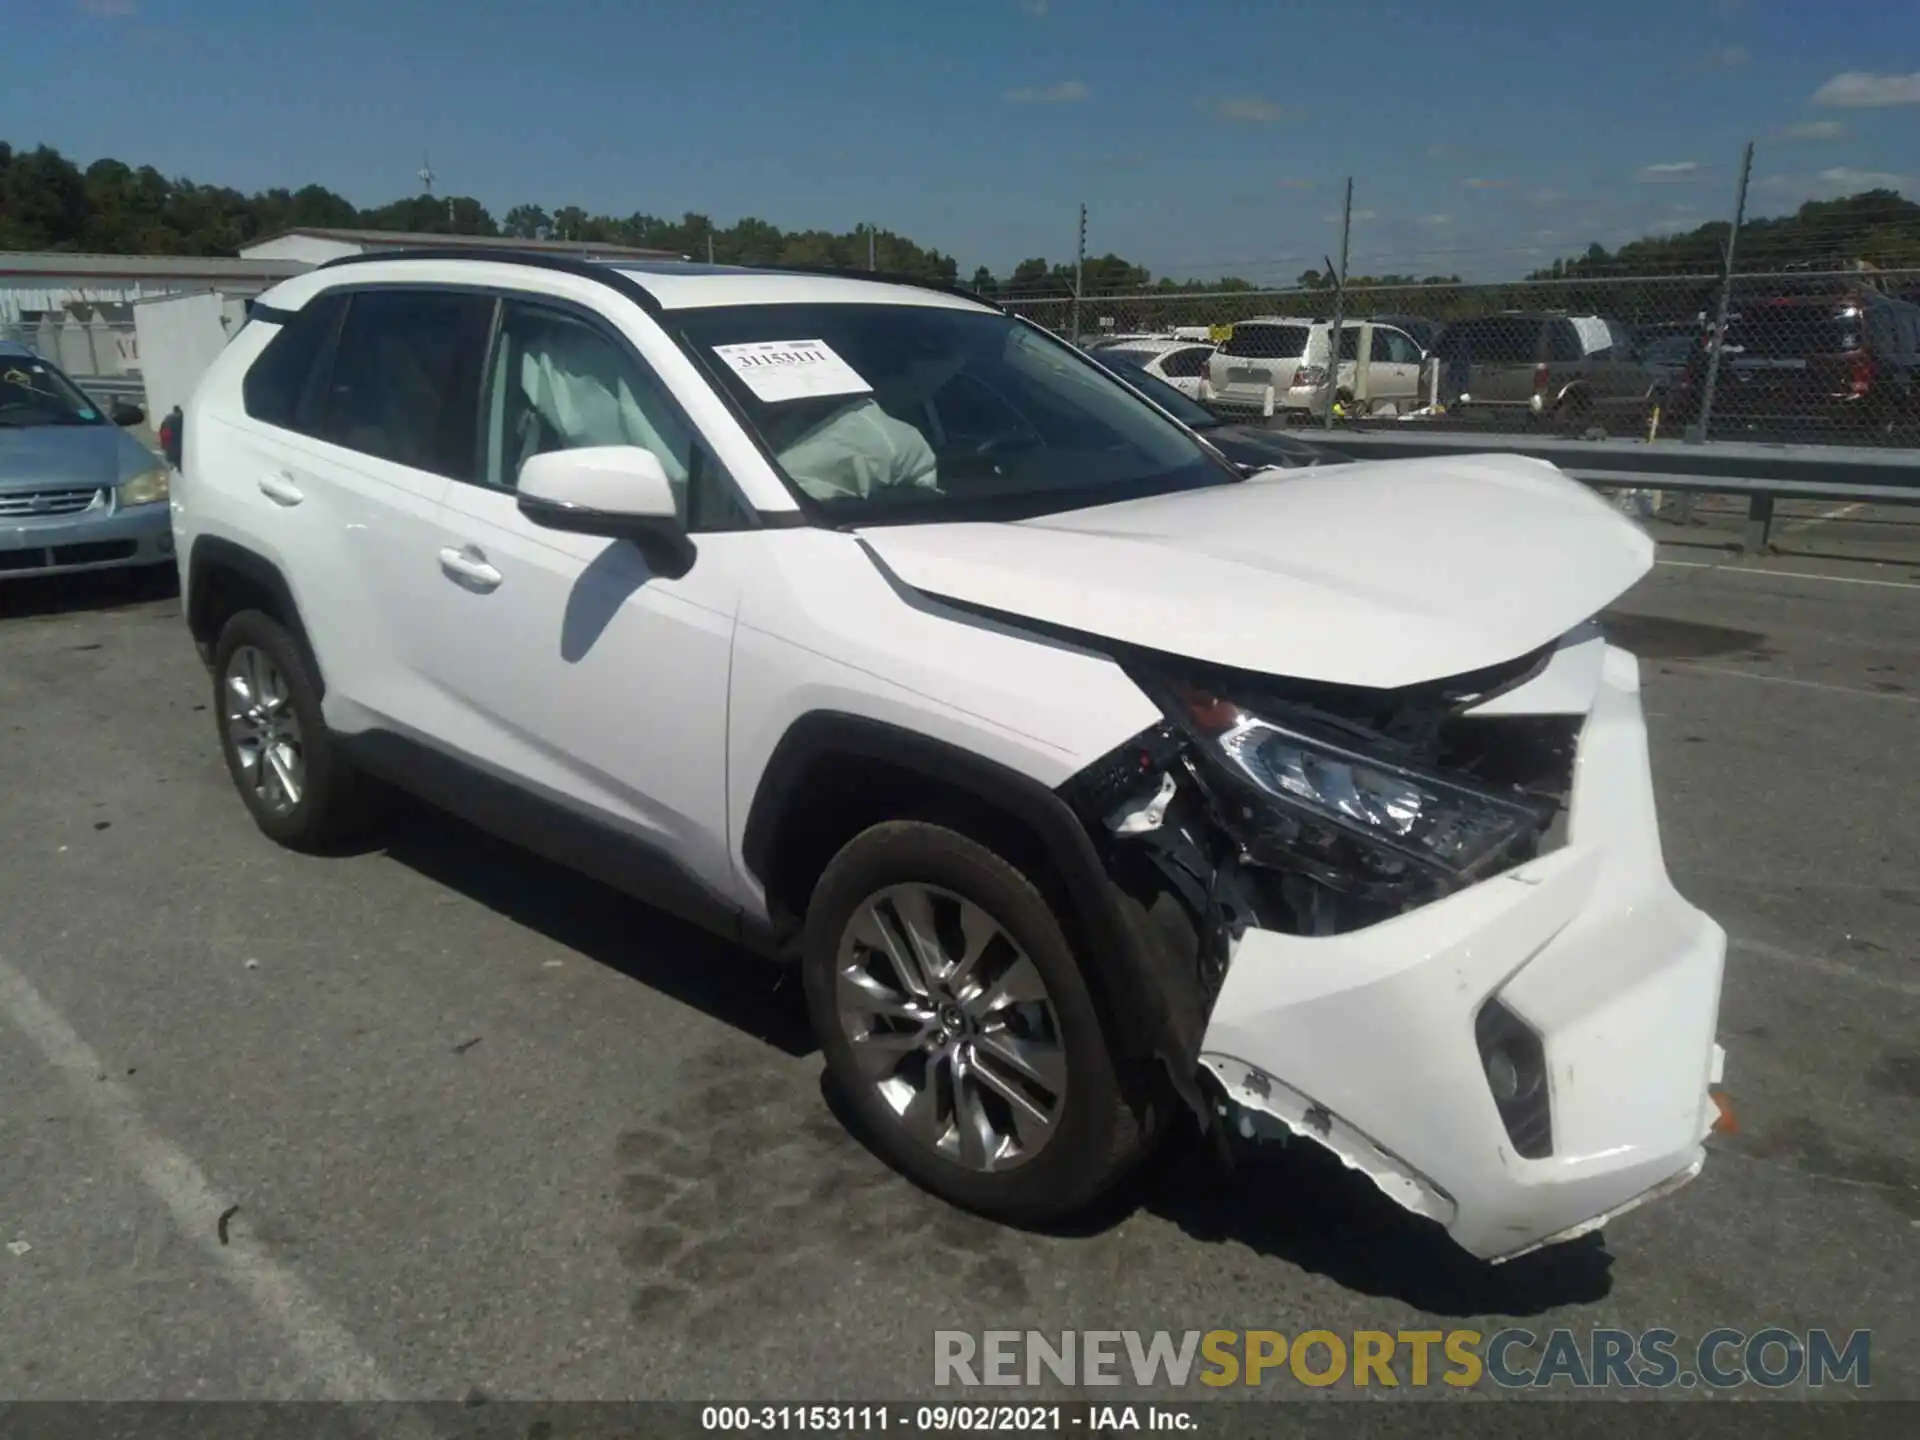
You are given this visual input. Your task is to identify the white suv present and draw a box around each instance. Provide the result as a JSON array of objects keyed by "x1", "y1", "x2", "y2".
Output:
[
  {"x1": 1208, "y1": 316, "x2": 1427, "y2": 418},
  {"x1": 172, "y1": 252, "x2": 1728, "y2": 1259}
]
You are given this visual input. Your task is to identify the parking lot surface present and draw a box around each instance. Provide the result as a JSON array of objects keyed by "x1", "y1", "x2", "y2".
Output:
[{"x1": 1, "y1": 549, "x2": 1915, "y2": 1404}]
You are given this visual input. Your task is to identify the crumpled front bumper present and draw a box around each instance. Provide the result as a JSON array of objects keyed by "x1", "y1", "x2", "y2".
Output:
[{"x1": 1197, "y1": 644, "x2": 1727, "y2": 1261}]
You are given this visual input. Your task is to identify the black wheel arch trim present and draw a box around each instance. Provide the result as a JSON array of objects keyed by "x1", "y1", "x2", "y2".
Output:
[
  {"x1": 186, "y1": 535, "x2": 324, "y2": 694},
  {"x1": 743, "y1": 710, "x2": 1211, "y2": 1122}
]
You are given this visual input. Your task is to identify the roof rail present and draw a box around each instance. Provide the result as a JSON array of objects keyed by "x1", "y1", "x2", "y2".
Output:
[
  {"x1": 308, "y1": 247, "x2": 1002, "y2": 313},
  {"x1": 309, "y1": 245, "x2": 667, "y2": 313}
]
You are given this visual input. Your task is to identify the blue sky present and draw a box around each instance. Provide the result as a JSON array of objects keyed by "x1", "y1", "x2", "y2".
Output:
[{"x1": 8, "y1": 0, "x2": 1918, "y2": 281}]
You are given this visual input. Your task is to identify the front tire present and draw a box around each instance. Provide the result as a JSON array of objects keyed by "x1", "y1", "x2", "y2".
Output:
[
  {"x1": 801, "y1": 821, "x2": 1145, "y2": 1224},
  {"x1": 211, "y1": 610, "x2": 370, "y2": 851}
]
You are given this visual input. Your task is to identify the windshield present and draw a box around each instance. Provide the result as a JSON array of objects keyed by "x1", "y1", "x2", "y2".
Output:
[
  {"x1": 1096, "y1": 352, "x2": 1222, "y2": 428},
  {"x1": 677, "y1": 303, "x2": 1233, "y2": 523},
  {"x1": 0, "y1": 353, "x2": 103, "y2": 428}
]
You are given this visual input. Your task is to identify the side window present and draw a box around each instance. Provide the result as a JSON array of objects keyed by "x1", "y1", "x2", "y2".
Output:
[
  {"x1": 316, "y1": 290, "x2": 494, "y2": 479},
  {"x1": 1369, "y1": 329, "x2": 1394, "y2": 364},
  {"x1": 1547, "y1": 321, "x2": 1583, "y2": 363},
  {"x1": 1161, "y1": 346, "x2": 1212, "y2": 378},
  {"x1": 1336, "y1": 327, "x2": 1361, "y2": 362},
  {"x1": 241, "y1": 292, "x2": 347, "y2": 432},
  {"x1": 481, "y1": 300, "x2": 749, "y2": 531},
  {"x1": 1372, "y1": 329, "x2": 1420, "y2": 364}
]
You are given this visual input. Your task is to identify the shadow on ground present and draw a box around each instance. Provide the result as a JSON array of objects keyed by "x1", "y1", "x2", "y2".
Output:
[
  {"x1": 376, "y1": 802, "x2": 817, "y2": 1058},
  {"x1": 0, "y1": 565, "x2": 177, "y2": 620},
  {"x1": 1598, "y1": 608, "x2": 1771, "y2": 661}
]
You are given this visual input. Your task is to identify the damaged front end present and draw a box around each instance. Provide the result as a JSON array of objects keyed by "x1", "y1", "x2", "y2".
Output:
[{"x1": 1060, "y1": 626, "x2": 1728, "y2": 1262}]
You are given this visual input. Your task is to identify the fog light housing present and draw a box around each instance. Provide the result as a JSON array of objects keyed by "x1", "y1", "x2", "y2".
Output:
[{"x1": 1476, "y1": 998, "x2": 1551, "y2": 1158}]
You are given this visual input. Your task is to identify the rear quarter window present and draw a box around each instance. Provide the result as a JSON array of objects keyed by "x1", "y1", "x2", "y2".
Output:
[{"x1": 242, "y1": 292, "x2": 347, "y2": 431}]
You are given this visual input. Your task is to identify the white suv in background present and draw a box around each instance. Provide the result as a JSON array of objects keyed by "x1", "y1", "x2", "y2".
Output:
[
  {"x1": 171, "y1": 252, "x2": 1728, "y2": 1260},
  {"x1": 1208, "y1": 316, "x2": 1427, "y2": 418}
]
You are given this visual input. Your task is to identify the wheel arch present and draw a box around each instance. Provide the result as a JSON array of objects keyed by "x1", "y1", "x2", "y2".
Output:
[
  {"x1": 742, "y1": 711, "x2": 1204, "y2": 1122},
  {"x1": 186, "y1": 536, "x2": 323, "y2": 694}
]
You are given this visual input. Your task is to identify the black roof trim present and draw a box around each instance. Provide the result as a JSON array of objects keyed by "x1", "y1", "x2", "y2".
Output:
[
  {"x1": 310, "y1": 246, "x2": 1001, "y2": 314},
  {"x1": 312, "y1": 246, "x2": 667, "y2": 315}
]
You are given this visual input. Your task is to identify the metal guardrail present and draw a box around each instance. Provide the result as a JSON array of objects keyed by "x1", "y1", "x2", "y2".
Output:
[{"x1": 1302, "y1": 427, "x2": 1920, "y2": 552}]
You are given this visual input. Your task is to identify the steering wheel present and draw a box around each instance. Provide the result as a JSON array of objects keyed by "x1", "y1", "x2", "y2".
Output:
[{"x1": 967, "y1": 430, "x2": 1041, "y2": 463}]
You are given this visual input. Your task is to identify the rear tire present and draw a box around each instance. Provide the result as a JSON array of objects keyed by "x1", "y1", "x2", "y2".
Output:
[
  {"x1": 211, "y1": 610, "x2": 373, "y2": 852},
  {"x1": 801, "y1": 821, "x2": 1146, "y2": 1225}
]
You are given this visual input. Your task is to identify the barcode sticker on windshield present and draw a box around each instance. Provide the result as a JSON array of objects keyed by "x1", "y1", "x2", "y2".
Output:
[{"x1": 712, "y1": 339, "x2": 872, "y2": 404}]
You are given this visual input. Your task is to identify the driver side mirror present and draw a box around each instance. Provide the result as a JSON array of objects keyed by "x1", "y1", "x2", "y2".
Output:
[
  {"x1": 111, "y1": 402, "x2": 146, "y2": 427},
  {"x1": 516, "y1": 445, "x2": 695, "y2": 578}
]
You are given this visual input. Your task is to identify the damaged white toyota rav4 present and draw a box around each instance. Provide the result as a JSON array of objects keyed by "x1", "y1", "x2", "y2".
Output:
[{"x1": 173, "y1": 253, "x2": 1728, "y2": 1262}]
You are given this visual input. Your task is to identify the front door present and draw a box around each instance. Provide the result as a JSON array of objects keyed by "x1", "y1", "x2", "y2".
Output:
[{"x1": 414, "y1": 296, "x2": 759, "y2": 904}]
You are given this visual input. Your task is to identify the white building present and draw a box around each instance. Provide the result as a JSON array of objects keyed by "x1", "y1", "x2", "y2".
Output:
[{"x1": 238, "y1": 227, "x2": 684, "y2": 266}]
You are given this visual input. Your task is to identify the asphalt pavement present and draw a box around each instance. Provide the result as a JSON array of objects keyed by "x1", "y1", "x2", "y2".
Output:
[{"x1": 0, "y1": 550, "x2": 1915, "y2": 1405}]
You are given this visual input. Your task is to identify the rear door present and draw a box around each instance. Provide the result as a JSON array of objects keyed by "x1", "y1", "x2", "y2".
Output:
[
  {"x1": 214, "y1": 286, "x2": 493, "y2": 737},
  {"x1": 1209, "y1": 323, "x2": 1310, "y2": 411},
  {"x1": 1369, "y1": 326, "x2": 1423, "y2": 409},
  {"x1": 1717, "y1": 303, "x2": 1857, "y2": 425}
]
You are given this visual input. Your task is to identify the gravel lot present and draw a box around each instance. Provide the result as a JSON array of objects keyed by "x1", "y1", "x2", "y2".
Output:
[{"x1": 1, "y1": 547, "x2": 1915, "y2": 1405}]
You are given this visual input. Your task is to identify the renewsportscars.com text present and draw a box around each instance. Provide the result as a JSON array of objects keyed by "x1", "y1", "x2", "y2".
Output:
[{"x1": 933, "y1": 1328, "x2": 1871, "y2": 1391}]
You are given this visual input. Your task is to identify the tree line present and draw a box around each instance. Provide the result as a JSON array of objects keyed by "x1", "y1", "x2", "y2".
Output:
[{"x1": 3, "y1": 140, "x2": 1914, "y2": 306}]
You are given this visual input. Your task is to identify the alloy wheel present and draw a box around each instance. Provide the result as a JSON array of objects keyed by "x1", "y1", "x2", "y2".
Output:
[
  {"x1": 834, "y1": 883, "x2": 1068, "y2": 1173},
  {"x1": 224, "y1": 644, "x2": 305, "y2": 816}
]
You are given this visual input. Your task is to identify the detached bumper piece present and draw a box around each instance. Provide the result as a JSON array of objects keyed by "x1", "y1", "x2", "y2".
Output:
[{"x1": 1197, "y1": 646, "x2": 1727, "y2": 1261}]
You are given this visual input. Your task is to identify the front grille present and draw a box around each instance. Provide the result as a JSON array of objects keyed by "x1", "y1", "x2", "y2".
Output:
[
  {"x1": 0, "y1": 487, "x2": 103, "y2": 518},
  {"x1": 49, "y1": 540, "x2": 136, "y2": 566}
]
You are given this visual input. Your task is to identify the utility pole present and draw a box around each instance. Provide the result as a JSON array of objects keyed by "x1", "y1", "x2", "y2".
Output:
[
  {"x1": 1322, "y1": 177, "x2": 1353, "y2": 431},
  {"x1": 868, "y1": 224, "x2": 877, "y2": 272},
  {"x1": 1070, "y1": 203, "x2": 1087, "y2": 344},
  {"x1": 706, "y1": 231, "x2": 715, "y2": 265},
  {"x1": 1690, "y1": 140, "x2": 1754, "y2": 445}
]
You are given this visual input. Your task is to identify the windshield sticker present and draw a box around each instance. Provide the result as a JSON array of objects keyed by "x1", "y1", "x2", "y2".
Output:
[{"x1": 712, "y1": 339, "x2": 873, "y2": 404}]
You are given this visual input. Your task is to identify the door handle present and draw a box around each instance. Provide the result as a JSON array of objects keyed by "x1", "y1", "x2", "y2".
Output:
[
  {"x1": 438, "y1": 545, "x2": 503, "y2": 592},
  {"x1": 258, "y1": 473, "x2": 304, "y2": 506}
]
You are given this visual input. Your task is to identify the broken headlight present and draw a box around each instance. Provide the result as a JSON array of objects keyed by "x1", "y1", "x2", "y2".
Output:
[{"x1": 1161, "y1": 684, "x2": 1550, "y2": 898}]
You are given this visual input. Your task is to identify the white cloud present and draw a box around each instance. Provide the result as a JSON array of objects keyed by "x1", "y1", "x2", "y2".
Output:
[
  {"x1": 1461, "y1": 177, "x2": 1512, "y2": 189},
  {"x1": 1780, "y1": 119, "x2": 1846, "y2": 140},
  {"x1": 1705, "y1": 44, "x2": 1750, "y2": 70},
  {"x1": 1636, "y1": 160, "x2": 1703, "y2": 182},
  {"x1": 1811, "y1": 71, "x2": 1920, "y2": 108},
  {"x1": 1323, "y1": 209, "x2": 1378, "y2": 223},
  {"x1": 1425, "y1": 143, "x2": 1456, "y2": 160},
  {"x1": 1005, "y1": 79, "x2": 1088, "y2": 104},
  {"x1": 1417, "y1": 213, "x2": 1453, "y2": 227},
  {"x1": 1018, "y1": 0, "x2": 1048, "y2": 14},
  {"x1": 1526, "y1": 188, "x2": 1566, "y2": 207},
  {"x1": 1817, "y1": 166, "x2": 1913, "y2": 191},
  {"x1": 1212, "y1": 97, "x2": 1289, "y2": 123}
]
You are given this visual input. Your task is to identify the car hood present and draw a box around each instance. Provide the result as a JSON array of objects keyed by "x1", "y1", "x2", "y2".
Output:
[
  {"x1": 0, "y1": 424, "x2": 147, "y2": 492},
  {"x1": 855, "y1": 453, "x2": 1654, "y2": 689}
]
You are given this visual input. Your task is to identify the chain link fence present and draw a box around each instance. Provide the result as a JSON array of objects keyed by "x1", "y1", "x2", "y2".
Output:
[{"x1": 998, "y1": 265, "x2": 1920, "y2": 449}]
